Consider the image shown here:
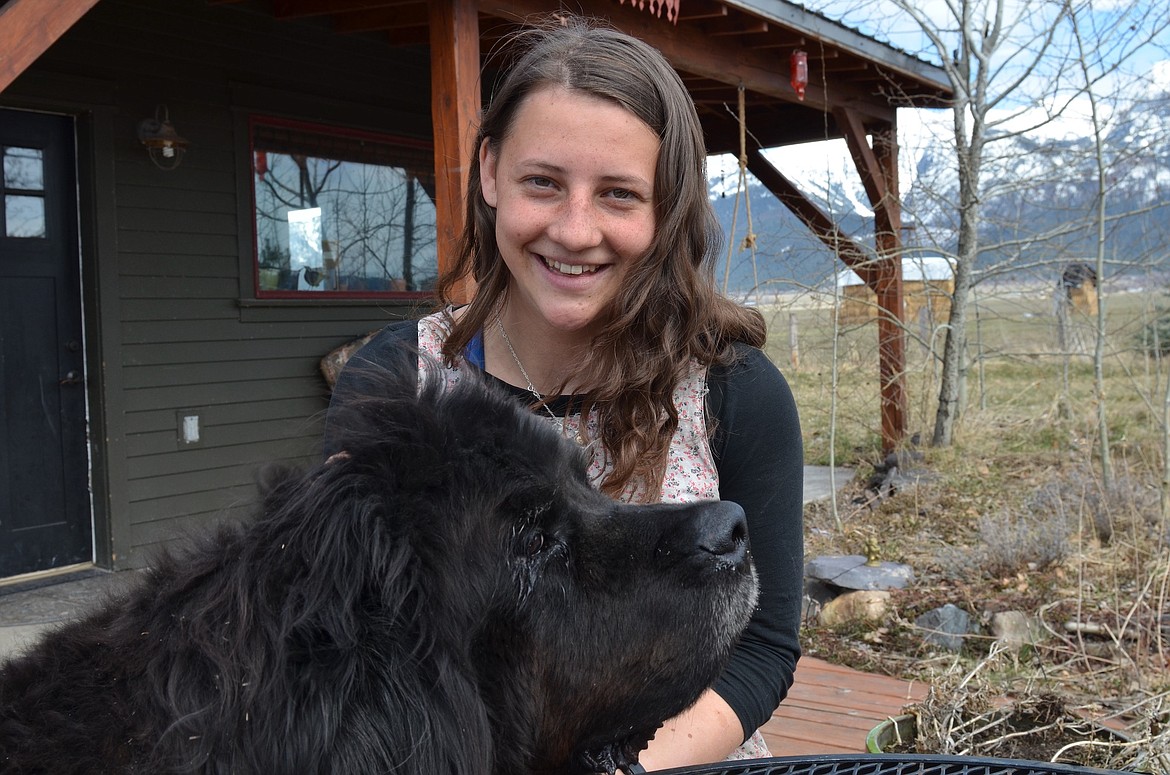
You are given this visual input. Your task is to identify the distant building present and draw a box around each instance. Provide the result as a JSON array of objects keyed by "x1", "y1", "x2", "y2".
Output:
[{"x1": 837, "y1": 255, "x2": 955, "y2": 327}]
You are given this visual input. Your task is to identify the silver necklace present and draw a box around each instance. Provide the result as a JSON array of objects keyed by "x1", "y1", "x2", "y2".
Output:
[{"x1": 496, "y1": 319, "x2": 577, "y2": 440}]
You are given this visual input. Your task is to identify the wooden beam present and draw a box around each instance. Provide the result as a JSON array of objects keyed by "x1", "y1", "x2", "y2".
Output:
[
  {"x1": 0, "y1": 0, "x2": 100, "y2": 95},
  {"x1": 429, "y1": 0, "x2": 480, "y2": 303},
  {"x1": 677, "y1": 0, "x2": 726, "y2": 21},
  {"x1": 744, "y1": 148, "x2": 874, "y2": 283},
  {"x1": 834, "y1": 107, "x2": 889, "y2": 224},
  {"x1": 704, "y1": 18, "x2": 768, "y2": 36}
]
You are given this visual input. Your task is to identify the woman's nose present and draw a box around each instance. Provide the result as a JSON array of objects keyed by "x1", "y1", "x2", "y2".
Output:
[{"x1": 548, "y1": 193, "x2": 603, "y2": 251}]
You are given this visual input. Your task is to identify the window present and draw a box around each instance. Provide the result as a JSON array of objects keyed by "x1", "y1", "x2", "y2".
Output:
[
  {"x1": 3, "y1": 146, "x2": 46, "y2": 239},
  {"x1": 250, "y1": 117, "x2": 437, "y2": 297}
]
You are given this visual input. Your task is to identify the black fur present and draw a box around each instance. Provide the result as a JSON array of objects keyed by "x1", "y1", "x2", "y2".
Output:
[{"x1": 0, "y1": 360, "x2": 758, "y2": 774}]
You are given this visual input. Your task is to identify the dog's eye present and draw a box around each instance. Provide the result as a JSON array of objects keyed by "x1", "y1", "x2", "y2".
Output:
[{"x1": 525, "y1": 532, "x2": 546, "y2": 557}]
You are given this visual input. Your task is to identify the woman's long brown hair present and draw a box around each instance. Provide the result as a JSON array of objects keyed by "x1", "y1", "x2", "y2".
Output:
[{"x1": 436, "y1": 17, "x2": 766, "y2": 500}]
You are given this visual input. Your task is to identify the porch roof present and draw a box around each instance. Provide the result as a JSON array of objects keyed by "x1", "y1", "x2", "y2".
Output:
[
  {"x1": 0, "y1": 0, "x2": 953, "y2": 152},
  {"x1": 222, "y1": 0, "x2": 953, "y2": 154}
]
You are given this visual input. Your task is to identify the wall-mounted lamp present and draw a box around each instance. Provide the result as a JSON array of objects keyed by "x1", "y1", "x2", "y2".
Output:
[{"x1": 137, "y1": 105, "x2": 188, "y2": 170}]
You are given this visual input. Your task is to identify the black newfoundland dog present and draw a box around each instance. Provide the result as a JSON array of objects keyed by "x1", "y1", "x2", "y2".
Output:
[{"x1": 0, "y1": 360, "x2": 758, "y2": 775}]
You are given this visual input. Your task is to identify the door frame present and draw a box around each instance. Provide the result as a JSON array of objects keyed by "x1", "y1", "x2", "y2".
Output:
[{"x1": 1, "y1": 82, "x2": 122, "y2": 574}]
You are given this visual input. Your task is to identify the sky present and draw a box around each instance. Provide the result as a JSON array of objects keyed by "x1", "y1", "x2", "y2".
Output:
[{"x1": 708, "y1": 0, "x2": 1170, "y2": 214}]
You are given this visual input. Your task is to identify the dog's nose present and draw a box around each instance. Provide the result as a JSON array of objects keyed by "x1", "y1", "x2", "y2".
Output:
[{"x1": 660, "y1": 500, "x2": 749, "y2": 572}]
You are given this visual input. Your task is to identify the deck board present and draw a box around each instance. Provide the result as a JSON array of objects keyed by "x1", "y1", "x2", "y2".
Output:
[{"x1": 760, "y1": 656, "x2": 928, "y2": 755}]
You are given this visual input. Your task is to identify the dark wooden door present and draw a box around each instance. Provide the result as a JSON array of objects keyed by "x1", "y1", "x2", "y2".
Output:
[{"x1": 0, "y1": 109, "x2": 91, "y2": 577}]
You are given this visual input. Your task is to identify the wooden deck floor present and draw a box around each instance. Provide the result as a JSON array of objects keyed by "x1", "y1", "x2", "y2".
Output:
[{"x1": 760, "y1": 657, "x2": 929, "y2": 756}]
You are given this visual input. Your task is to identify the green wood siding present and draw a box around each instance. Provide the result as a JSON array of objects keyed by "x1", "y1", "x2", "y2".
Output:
[{"x1": 3, "y1": 0, "x2": 433, "y2": 569}]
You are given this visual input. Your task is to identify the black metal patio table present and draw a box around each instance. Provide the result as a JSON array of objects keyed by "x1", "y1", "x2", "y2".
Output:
[{"x1": 654, "y1": 754, "x2": 1129, "y2": 775}]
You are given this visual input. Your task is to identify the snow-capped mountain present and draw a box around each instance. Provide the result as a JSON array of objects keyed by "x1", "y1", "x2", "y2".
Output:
[{"x1": 709, "y1": 69, "x2": 1170, "y2": 298}]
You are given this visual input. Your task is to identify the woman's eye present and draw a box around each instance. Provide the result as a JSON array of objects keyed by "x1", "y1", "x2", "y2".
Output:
[{"x1": 526, "y1": 176, "x2": 554, "y2": 189}]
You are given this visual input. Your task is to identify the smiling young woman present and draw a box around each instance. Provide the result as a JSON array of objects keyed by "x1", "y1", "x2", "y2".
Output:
[{"x1": 328, "y1": 17, "x2": 804, "y2": 771}]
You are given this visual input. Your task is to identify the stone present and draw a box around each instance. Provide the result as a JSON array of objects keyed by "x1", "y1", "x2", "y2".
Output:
[
  {"x1": 803, "y1": 577, "x2": 838, "y2": 607},
  {"x1": 989, "y1": 610, "x2": 1044, "y2": 650},
  {"x1": 818, "y1": 590, "x2": 891, "y2": 626},
  {"x1": 805, "y1": 554, "x2": 915, "y2": 591},
  {"x1": 915, "y1": 604, "x2": 970, "y2": 651}
]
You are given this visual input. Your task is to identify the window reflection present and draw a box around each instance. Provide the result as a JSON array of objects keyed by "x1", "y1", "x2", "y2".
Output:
[
  {"x1": 5, "y1": 195, "x2": 46, "y2": 238},
  {"x1": 3, "y1": 147, "x2": 44, "y2": 190},
  {"x1": 251, "y1": 119, "x2": 437, "y2": 296}
]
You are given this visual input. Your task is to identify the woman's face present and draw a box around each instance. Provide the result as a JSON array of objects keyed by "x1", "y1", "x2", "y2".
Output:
[{"x1": 480, "y1": 85, "x2": 659, "y2": 339}]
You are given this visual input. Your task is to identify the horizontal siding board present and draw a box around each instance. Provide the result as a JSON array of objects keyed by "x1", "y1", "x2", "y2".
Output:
[
  {"x1": 123, "y1": 358, "x2": 324, "y2": 388},
  {"x1": 120, "y1": 254, "x2": 240, "y2": 279},
  {"x1": 119, "y1": 299, "x2": 239, "y2": 321},
  {"x1": 127, "y1": 483, "x2": 259, "y2": 526},
  {"x1": 125, "y1": 415, "x2": 324, "y2": 457},
  {"x1": 128, "y1": 438, "x2": 317, "y2": 480},
  {"x1": 116, "y1": 230, "x2": 239, "y2": 258},
  {"x1": 114, "y1": 156, "x2": 238, "y2": 198},
  {"x1": 123, "y1": 337, "x2": 356, "y2": 366},
  {"x1": 118, "y1": 208, "x2": 238, "y2": 237},
  {"x1": 235, "y1": 305, "x2": 415, "y2": 324},
  {"x1": 123, "y1": 377, "x2": 324, "y2": 412},
  {"x1": 116, "y1": 183, "x2": 237, "y2": 215},
  {"x1": 128, "y1": 463, "x2": 294, "y2": 503},
  {"x1": 123, "y1": 396, "x2": 325, "y2": 435},
  {"x1": 121, "y1": 275, "x2": 240, "y2": 299},
  {"x1": 121, "y1": 318, "x2": 390, "y2": 344}
]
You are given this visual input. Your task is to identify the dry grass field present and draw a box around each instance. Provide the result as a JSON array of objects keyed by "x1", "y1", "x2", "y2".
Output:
[{"x1": 758, "y1": 282, "x2": 1170, "y2": 767}]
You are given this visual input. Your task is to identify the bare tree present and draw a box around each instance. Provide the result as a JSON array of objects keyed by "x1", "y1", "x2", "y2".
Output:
[
  {"x1": 897, "y1": 0, "x2": 1078, "y2": 444},
  {"x1": 802, "y1": 0, "x2": 1168, "y2": 447}
]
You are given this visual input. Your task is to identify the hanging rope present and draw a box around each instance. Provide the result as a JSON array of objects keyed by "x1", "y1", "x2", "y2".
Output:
[{"x1": 722, "y1": 84, "x2": 760, "y2": 299}]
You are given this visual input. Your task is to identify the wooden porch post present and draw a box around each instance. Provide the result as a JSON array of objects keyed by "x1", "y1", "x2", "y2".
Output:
[
  {"x1": 746, "y1": 145, "x2": 906, "y2": 451},
  {"x1": 835, "y1": 108, "x2": 907, "y2": 451},
  {"x1": 428, "y1": 0, "x2": 480, "y2": 303},
  {"x1": 872, "y1": 122, "x2": 907, "y2": 451}
]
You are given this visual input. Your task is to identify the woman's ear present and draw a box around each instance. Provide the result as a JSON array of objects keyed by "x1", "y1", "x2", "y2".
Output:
[{"x1": 479, "y1": 138, "x2": 499, "y2": 208}]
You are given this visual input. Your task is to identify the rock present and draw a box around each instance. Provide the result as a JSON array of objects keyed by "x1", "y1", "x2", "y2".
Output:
[
  {"x1": 803, "y1": 577, "x2": 838, "y2": 606},
  {"x1": 819, "y1": 590, "x2": 890, "y2": 626},
  {"x1": 989, "y1": 610, "x2": 1044, "y2": 649},
  {"x1": 915, "y1": 604, "x2": 970, "y2": 651},
  {"x1": 805, "y1": 554, "x2": 915, "y2": 591}
]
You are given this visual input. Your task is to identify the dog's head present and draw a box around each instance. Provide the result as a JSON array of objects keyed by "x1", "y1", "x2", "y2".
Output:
[{"x1": 322, "y1": 355, "x2": 758, "y2": 774}]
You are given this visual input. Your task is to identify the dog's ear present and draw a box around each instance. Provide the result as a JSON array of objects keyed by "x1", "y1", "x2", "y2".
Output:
[{"x1": 324, "y1": 346, "x2": 430, "y2": 451}]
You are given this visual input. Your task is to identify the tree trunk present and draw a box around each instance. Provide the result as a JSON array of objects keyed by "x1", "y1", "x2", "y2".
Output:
[{"x1": 932, "y1": 105, "x2": 984, "y2": 447}]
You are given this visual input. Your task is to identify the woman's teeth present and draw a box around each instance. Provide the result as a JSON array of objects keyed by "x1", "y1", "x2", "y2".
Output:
[{"x1": 545, "y1": 258, "x2": 598, "y2": 275}]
